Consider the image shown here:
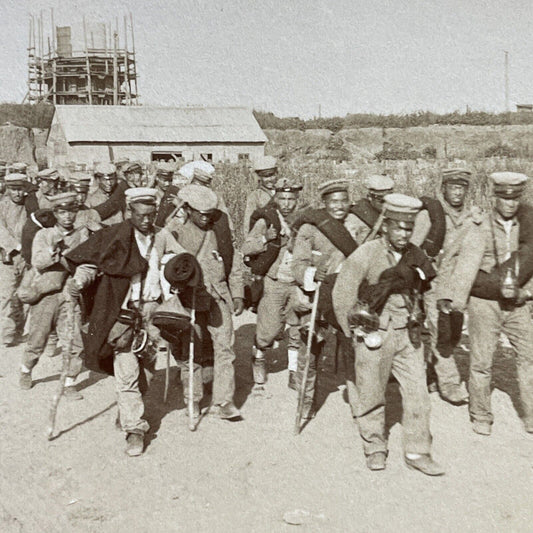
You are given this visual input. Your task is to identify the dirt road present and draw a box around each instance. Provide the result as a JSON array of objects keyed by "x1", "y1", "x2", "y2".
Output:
[{"x1": 1, "y1": 310, "x2": 532, "y2": 533}]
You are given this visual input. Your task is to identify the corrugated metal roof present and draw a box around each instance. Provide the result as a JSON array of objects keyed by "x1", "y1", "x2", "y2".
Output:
[{"x1": 53, "y1": 105, "x2": 267, "y2": 143}]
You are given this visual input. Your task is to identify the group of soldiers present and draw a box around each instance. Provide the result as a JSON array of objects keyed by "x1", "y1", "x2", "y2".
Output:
[{"x1": 1, "y1": 154, "x2": 532, "y2": 477}]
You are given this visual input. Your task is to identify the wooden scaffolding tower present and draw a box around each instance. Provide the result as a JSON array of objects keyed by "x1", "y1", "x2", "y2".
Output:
[{"x1": 25, "y1": 11, "x2": 139, "y2": 105}]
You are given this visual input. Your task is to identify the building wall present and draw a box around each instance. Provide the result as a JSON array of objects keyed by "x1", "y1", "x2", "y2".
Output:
[{"x1": 47, "y1": 137, "x2": 265, "y2": 168}]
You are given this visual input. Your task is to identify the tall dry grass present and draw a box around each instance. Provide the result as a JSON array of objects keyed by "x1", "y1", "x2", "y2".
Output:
[{"x1": 214, "y1": 157, "x2": 533, "y2": 245}]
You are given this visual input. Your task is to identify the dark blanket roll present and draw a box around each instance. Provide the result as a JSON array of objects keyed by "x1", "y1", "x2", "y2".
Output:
[
  {"x1": 163, "y1": 253, "x2": 202, "y2": 289},
  {"x1": 436, "y1": 310, "x2": 464, "y2": 358},
  {"x1": 21, "y1": 209, "x2": 56, "y2": 265},
  {"x1": 359, "y1": 243, "x2": 436, "y2": 315}
]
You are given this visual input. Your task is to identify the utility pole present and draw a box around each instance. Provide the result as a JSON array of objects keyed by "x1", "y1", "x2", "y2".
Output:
[{"x1": 504, "y1": 50, "x2": 509, "y2": 113}]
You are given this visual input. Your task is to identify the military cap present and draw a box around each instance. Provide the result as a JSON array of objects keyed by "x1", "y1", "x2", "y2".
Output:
[
  {"x1": 9, "y1": 162, "x2": 28, "y2": 174},
  {"x1": 124, "y1": 187, "x2": 158, "y2": 205},
  {"x1": 383, "y1": 193, "x2": 423, "y2": 222},
  {"x1": 490, "y1": 172, "x2": 528, "y2": 199},
  {"x1": 178, "y1": 161, "x2": 215, "y2": 182},
  {"x1": 50, "y1": 192, "x2": 79, "y2": 210},
  {"x1": 442, "y1": 168, "x2": 471, "y2": 187},
  {"x1": 69, "y1": 174, "x2": 92, "y2": 192},
  {"x1": 178, "y1": 184, "x2": 218, "y2": 212},
  {"x1": 5, "y1": 173, "x2": 28, "y2": 187},
  {"x1": 366, "y1": 175, "x2": 394, "y2": 193},
  {"x1": 94, "y1": 162, "x2": 117, "y2": 176},
  {"x1": 37, "y1": 168, "x2": 60, "y2": 181},
  {"x1": 115, "y1": 157, "x2": 130, "y2": 168},
  {"x1": 156, "y1": 161, "x2": 177, "y2": 176},
  {"x1": 274, "y1": 177, "x2": 303, "y2": 193},
  {"x1": 318, "y1": 178, "x2": 350, "y2": 198},
  {"x1": 253, "y1": 155, "x2": 277, "y2": 173},
  {"x1": 123, "y1": 161, "x2": 143, "y2": 174}
]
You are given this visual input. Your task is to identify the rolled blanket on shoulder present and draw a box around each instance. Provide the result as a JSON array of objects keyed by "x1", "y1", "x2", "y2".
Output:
[
  {"x1": 163, "y1": 253, "x2": 203, "y2": 289},
  {"x1": 358, "y1": 243, "x2": 436, "y2": 315}
]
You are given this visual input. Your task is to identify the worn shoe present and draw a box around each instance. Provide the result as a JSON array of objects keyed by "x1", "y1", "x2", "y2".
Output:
[
  {"x1": 472, "y1": 420, "x2": 492, "y2": 436},
  {"x1": 63, "y1": 386, "x2": 83, "y2": 401},
  {"x1": 288, "y1": 371, "x2": 298, "y2": 391},
  {"x1": 125, "y1": 433, "x2": 144, "y2": 457},
  {"x1": 440, "y1": 383, "x2": 469, "y2": 405},
  {"x1": 405, "y1": 454, "x2": 445, "y2": 476},
  {"x1": 19, "y1": 371, "x2": 32, "y2": 390},
  {"x1": 218, "y1": 401, "x2": 241, "y2": 420},
  {"x1": 366, "y1": 452, "x2": 387, "y2": 471}
]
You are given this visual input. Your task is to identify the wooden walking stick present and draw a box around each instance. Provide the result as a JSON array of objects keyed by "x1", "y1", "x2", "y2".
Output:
[
  {"x1": 163, "y1": 341, "x2": 171, "y2": 403},
  {"x1": 188, "y1": 288, "x2": 197, "y2": 432},
  {"x1": 294, "y1": 281, "x2": 322, "y2": 436},
  {"x1": 47, "y1": 296, "x2": 75, "y2": 440}
]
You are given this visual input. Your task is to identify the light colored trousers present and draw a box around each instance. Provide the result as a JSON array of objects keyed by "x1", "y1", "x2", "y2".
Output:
[
  {"x1": 0, "y1": 257, "x2": 27, "y2": 343},
  {"x1": 355, "y1": 325, "x2": 432, "y2": 457},
  {"x1": 255, "y1": 277, "x2": 300, "y2": 352},
  {"x1": 23, "y1": 290, "x2": 83, "y2": 378},
  {"x1": 467, "y1": 296, "x2": 533, "y2": 428},
  {"x1": 112, "y1": 302, "x2": 159, "y2": 435}
]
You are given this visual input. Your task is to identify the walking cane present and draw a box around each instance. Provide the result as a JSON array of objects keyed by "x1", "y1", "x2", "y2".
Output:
[
  {"x1": 294, "y1": 281, "x2": 322, "y2": 436},
  {"x1": 163, "y1": 341, "x2": 171, "y2": 403},
  {"x1": 188, "y1": 288, "x2": 197, "y2": 432},
  {"x1": 47, "y1": 296, "x2": 75, "y2": 440}
]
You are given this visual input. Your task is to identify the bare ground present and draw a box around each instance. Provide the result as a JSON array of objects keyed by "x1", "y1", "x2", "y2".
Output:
[{"x1": 1, "y1": 310, "x2": 533, "y2": 533}]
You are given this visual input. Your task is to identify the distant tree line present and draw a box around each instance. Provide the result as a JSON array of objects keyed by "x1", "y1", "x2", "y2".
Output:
[
  {"x1": 254, "y1": 110, "x2": 533, "y2": 132},
  {"x1": 3, "y1": 103, "x2": 533, "y2": 133}
]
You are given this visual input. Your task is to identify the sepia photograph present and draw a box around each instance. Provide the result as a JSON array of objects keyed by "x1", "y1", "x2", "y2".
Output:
[{"x1": 1, "y1": 1, "x2": 533, "y2": 531}]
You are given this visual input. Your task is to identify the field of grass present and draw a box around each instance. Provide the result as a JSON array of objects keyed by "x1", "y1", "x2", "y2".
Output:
[{"x1": 214, "y1": 156, "x2": 533, "y2": 244}]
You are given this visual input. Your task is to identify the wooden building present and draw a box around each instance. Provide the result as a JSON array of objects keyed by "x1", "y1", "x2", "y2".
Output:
[{"x1": 46, "y1": 105, "x2": 267, "y2": 168}]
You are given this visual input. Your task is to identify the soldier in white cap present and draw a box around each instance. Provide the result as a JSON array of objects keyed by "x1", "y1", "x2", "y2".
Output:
[
  {"x1": 173, "y1": 161, "x2": 243, "y2": 311},
  {"x1": 333, "y1": 193, "x2": 444, "y2": 476},
  {"x1": 35, "y1": 168, "x2": 60, "y2": 209},
  {"x1": 290, "y1": 178, "x2": 361, "y2": 418},
  {"x1": 166, "y1": 184, "x2": 244, "y2": 420},
  {"x1": 123, "y1": 161, "x2": 146, "y2": 188},
  {"x1": 66, "y1": 187, "x2": 187, "y2": 456},
  {"x1": 242, "y1": 177, "x2": 303, "y2": 389},
  {"x1": 410, "y1": 168, "x2": 476, "y2": 404},
  {"x1": 437, "y1": 172, "x2": 533, "y2": 436},
  {"x1": 86, "y1": 163, "x2": 124, "y2": 225},
  {"x1": 69, "y1": 175, "x2": 102, "y2": 233},
  {"x1": 349, "y1": 174, "x2": 395, "y2": 243},
  {"x1": 20, "y1": 192, "x2": 89, "y2": 398},
  {"x1": 0, "y1": 173, "x2": 29, "y2": 346},
  {"x1": 243, "y1": 155, "x2": 278, "y2": 234}
]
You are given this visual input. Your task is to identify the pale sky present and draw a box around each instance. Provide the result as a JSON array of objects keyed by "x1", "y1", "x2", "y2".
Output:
[{"x1": 1, "y1": 0, "x2": 533, "y2": 118}]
